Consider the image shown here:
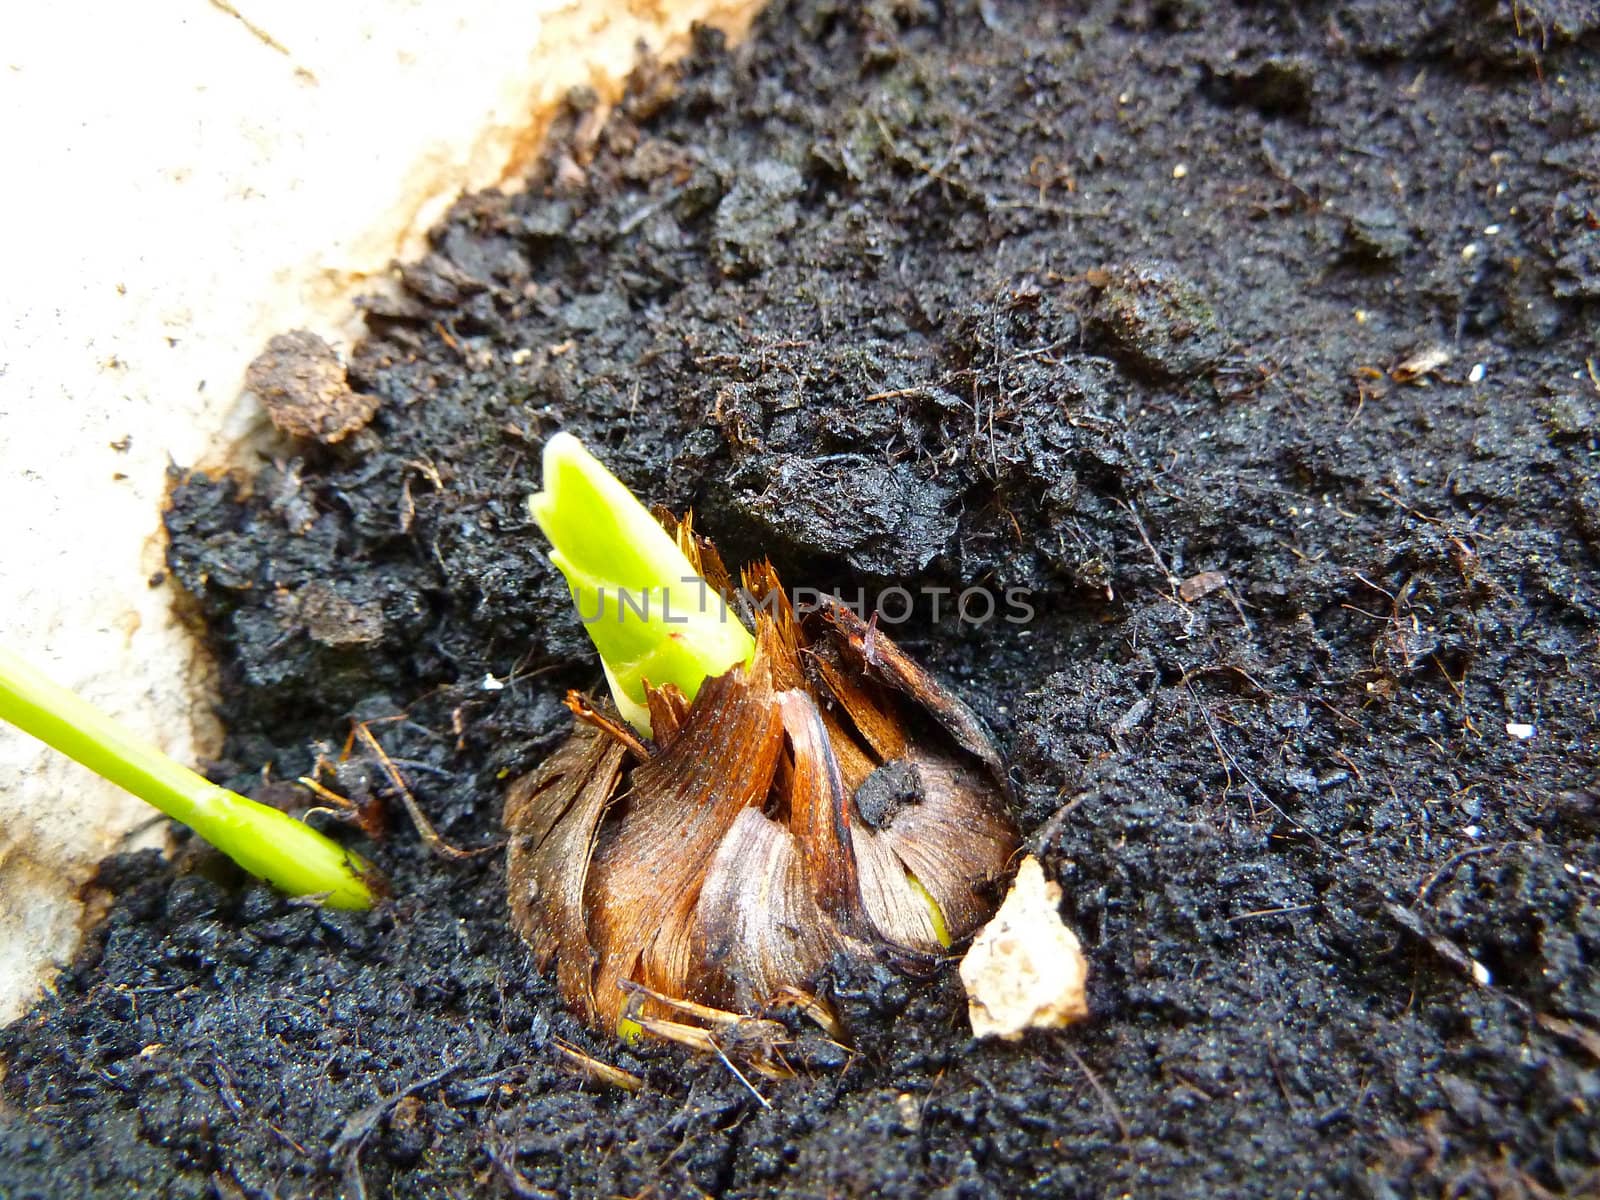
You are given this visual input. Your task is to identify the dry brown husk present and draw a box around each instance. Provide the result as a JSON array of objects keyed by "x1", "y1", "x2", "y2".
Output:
[{"x1": 505, "y1": 539, "x2": 1019, "y2": 1035}]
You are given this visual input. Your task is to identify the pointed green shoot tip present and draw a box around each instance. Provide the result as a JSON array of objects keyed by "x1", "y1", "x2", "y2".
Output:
[
  {"x1": 0, "y1": 647, "x2": 377, "y2": 909},
  {"x1": 527, "y1": 432, "x2": 755, "y2": 736}
]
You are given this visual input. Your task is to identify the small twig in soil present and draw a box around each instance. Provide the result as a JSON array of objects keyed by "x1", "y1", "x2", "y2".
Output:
[
  {"x1": 551, "y1": 1038, "x2": 644, "y2": 1092},
  {"x1": 353, "y1": 721, "x2": 499, "y2": 859},
  {"x1": 1228, "y1": 903, "x2": 1316, "y2": 922},
  {"x1": 1416, "y1": 844, "x2": 1501, "y2": 905},
  {"x1": 863, "y1": 386, "x2": 933, "y2": 403},
  {"x1": 712, "y1": 1043, "x2": 771, "y2": 1110},
  {"x1": 1430, "y1": 653, "x2": 1480, "y2": 736},
  {"x1": 1118, "y1": 498, "x2": 1182, "y2": 597},
  {"x1": 1383, "y1": 902, "x2": 1495, "y2": 991},
  {"x1": 486, "y1": 1140, "x2": 560, "y2": 1200},
  {"x1": 1030, "y1": 790, "x2": 1090, "y2": 856},
  {"x1": 1067, "y1": 1047, "x2": 1131, "y2": 1145},
  {"x1": 1167, "y1": 1067, "x2": 1220, "y2": 1102},
  {"x1": 266, "y1": 1122, "x2": 309, "y2": 1157},
  {"x1": 1184, "y1": 679, "x2": 1334, "y2": 854},
  {"x1": 1265, "y1": 1034, "x2": 1300, "y2": 1111},
  {"x1": 332, "y1": 1057, "x2": 471, "y2": 1193},
  {"x1": 1534, "y1": 1014, "x2": 1600, "y2": 1064},
  {"x1": 1176, "y1": 664, "x2": 1276, "y2": 699}
]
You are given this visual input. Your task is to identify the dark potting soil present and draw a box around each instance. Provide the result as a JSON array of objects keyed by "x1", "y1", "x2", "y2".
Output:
[{"x1": 5, "y1": 2, "x2": 1599, "y2": 1196}]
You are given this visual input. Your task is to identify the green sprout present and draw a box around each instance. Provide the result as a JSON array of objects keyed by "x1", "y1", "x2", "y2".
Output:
[
  {"x1": 0, "y1": 646, "x2": 376, "y2": 909},
  {"x1": 528, "y1": 432, "x2": 755, "y2": 736}
]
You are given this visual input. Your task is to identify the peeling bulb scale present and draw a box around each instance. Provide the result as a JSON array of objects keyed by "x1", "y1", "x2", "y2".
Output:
[{"x1": 506, "y1": 435, "x2": 1021, "y2": 1044}]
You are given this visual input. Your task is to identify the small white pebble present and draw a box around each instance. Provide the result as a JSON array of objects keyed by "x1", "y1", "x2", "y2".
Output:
[
  {"x1": 1461, "y1": 243, "x2": 1481, "y2": 261},
  {"x1": 482, "y1": 673, "x2": 506, "y2": 692},
  {"x1": 895, "y1": 1092, "x2": 921, "y2": 1132},
  {"x1": 1483, "y1": 224, "x2": 1501, "y2": 235},
  {"x1": 510, "y1": 347, "x2": 533, "y2": 365},
  {"x1": 1172, "y1": 163, "x2": 1188, "y2": 179},
  {"x1": 1354, "y1": 308, "x2": 1370, "y2": 324},
  {"x1": 961, "y1": 856, "x2": 1089, "y2": 1039},
  {"x1": 1505, "y1": 721, "x2": 1535, "y2": 740},
  {"x1": 1464, "y1": 825, "x2": 1481, "y2": 838},
  {"x1": 1470, "y1": 960, "x2": 1492, "y2": 987},
  {"x1": 1468, "y1": 363, "x2": 1485, "y2": 383}
]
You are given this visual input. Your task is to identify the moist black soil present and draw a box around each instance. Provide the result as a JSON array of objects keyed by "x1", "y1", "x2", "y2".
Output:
[{"x1": 5, "y1": 2, "x2": 1600, "y2": 1197}]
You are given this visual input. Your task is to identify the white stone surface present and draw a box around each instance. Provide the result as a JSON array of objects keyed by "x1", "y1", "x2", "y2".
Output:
[
  {"x1": 960, "y1": 856, "x2": 1090, "y2": 1040},
  {"x1": 0, "y1": 0, "x2": 761, "y2": 1024}
]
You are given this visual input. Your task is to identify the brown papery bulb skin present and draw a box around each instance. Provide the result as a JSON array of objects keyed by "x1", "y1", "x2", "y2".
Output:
[{"x1": 505, "y1": 553, "x2": 1019, "y2": 1035}]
